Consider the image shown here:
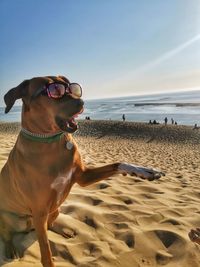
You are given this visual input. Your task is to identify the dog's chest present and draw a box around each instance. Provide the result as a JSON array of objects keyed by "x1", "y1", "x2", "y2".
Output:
[{"x1": 51, "y1": 168, "x2": 75, "y2": 205}]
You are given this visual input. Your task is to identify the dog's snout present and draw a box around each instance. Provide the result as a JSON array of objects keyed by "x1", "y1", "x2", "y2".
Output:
[
  {"x1": 76, "y1": 99, "x2": 84, "y2": 107},
  {"x1": 66, "y1": 96, "x2": 84, "y2": 108}
]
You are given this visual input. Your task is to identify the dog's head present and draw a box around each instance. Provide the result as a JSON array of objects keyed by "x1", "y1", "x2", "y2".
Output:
[{"x1": 4, "y1": 76, "x2": 84, "y2": 133}]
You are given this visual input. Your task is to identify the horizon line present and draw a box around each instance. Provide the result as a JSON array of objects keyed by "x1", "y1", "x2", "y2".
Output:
[
  {"x1": 85, "y1": 87, "x2": 200, "y2": 101},
  {"x1": 1, "y1": 87, "x2": 199, "y2": 107}
]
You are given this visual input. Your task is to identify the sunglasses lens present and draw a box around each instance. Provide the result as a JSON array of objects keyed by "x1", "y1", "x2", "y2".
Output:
[
  {"x1": 69, "y1": 83, "x2": 82, "y2": 98},
  {"x1": 48, "y1": 83, "x2": 65, "y2": 98}
]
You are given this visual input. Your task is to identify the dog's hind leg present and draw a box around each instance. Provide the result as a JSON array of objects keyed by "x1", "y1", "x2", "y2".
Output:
[
  {"x1": 0, "y1": 211, "x2": 34, "y2": 259},
  {"x1": 0, "y1": 216, "x2": 17, "y2": 259}
]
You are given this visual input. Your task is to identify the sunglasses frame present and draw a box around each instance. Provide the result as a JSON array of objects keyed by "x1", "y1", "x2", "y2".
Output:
[{"x1": 45, "y1": 82, "x2": 82, "y2": 99}]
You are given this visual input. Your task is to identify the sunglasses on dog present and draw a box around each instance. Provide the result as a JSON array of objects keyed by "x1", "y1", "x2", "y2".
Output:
[{"x1": 35, "y1": 82, "x2": 82, "y2": 99}]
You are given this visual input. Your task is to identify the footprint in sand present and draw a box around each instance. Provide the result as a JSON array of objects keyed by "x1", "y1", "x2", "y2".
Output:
[
  {"x1": 155, "y1": 230, "x2": 185, "y2": 248},
  {"x1": 84, "y1": 216, "x2": 97, "y2": 228},
  {"x1": 115, "y1": 231, "x2": 135, "y2": 248},
  {"x1": 156, "y1": 250, "x2": 173, "y2": 265}
]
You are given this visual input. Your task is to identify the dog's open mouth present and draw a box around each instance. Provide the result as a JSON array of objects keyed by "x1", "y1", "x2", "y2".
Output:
[{"x1": 56, "y1": 109, "x2": 83, "y2": 133}]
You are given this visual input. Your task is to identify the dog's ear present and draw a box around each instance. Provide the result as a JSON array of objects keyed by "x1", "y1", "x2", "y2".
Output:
[{"x1": 4, "y1": 80, "x2": 29, "y2": 113}]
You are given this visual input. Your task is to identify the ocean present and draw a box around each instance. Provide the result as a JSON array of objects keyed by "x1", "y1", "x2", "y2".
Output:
[{"x1": 1, "y1": 90, "x2": 200, "y2": 126}]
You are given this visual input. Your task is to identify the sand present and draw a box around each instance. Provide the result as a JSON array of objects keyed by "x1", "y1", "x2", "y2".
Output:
[{"x1": 0, "y1": 121, "x2": 200, "y2": 267}]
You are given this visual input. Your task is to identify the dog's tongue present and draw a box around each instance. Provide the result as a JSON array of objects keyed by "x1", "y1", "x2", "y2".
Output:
[{"x1": 66, "y1": 118, "x2": 78, "y2": 133}]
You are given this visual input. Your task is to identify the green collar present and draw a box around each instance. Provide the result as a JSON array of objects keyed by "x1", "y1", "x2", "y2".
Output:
[{"x1": 20, "y1": 128, "x2": 64, "y2": 143}]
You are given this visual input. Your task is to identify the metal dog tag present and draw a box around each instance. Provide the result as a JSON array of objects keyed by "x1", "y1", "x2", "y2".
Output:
[{"x1": 66, "y1": 141, "x2": 73, "y2": 150}]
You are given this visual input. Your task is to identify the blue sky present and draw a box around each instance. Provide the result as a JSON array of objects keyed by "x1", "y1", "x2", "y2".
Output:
[{"x1": 0, "y1": 0, "x2": 200, "y2": 105}]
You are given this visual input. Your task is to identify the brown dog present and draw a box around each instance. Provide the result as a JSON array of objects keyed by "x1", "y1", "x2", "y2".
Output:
[{"x1": 0, "y1": 75, "x2": 164, "y2": 267}]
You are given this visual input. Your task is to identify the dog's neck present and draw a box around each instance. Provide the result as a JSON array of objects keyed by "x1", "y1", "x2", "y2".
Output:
[
  {"x1": 21, "y1": 108, "x2": 65, "y2": 142},
  {"x1": 20, "y1": 127, "x2": 64, "y2": 143},
  {"x1": 21, "y1": 105, "x2": 62, "y2": 135}
]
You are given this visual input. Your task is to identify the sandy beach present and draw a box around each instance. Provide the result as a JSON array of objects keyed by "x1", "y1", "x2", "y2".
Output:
[{"x1": 0, "y1": 120, "x2": 200, "y2": 267}]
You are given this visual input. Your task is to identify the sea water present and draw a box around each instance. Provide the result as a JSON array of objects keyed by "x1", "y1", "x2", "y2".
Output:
[{"x1": 1, "y1": 90, "x2": 200, "y2": 126}]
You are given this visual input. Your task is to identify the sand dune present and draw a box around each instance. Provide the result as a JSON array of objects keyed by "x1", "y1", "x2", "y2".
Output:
[{"x1": 0, "y1": 121, "x2": 200, "y2": 267}]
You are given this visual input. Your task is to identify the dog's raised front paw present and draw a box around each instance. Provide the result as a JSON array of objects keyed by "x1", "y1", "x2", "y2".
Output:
[{"x1": 118, "y1": 163, "x2": 165, "y2": 181}]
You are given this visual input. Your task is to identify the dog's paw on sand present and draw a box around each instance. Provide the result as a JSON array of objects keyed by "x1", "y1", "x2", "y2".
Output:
[{"x1": 50, "y1": 225, "x2": 76, "y2": 239}]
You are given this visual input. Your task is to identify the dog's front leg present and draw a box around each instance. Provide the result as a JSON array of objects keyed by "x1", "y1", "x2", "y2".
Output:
[
  {"x1": 76, "y1": 163, "x2": 165, "y2": 187},
  {"x1": 33, "y1": 213, "x2": 54, "y2": 267}
]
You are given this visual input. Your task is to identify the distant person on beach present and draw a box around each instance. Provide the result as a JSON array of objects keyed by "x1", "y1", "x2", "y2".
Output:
[
  {"x1": 193, "y1": 123, "x2": 199, "y2": 130},
  {"x1": 189, "y1": 228, "x2": 200, "y2": 245},
  {"x1": 175, "y1": 121, "x2": 177, "y2": 125},
  {"x1": 149, "y1": 120, "x2": 152, "y2": 124},
  {"x1": 153, "y1": 120, "x2": 159, "y2": 125},
  {"x1": 171, "y1": 118, "x2": 174, "y2": 125},
  {"x1": 122, "y1": 114, "x2": 126, "y2": 122},
  {"x1": 164, "y1": 117, "x2": 168, "y2": 125}
]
